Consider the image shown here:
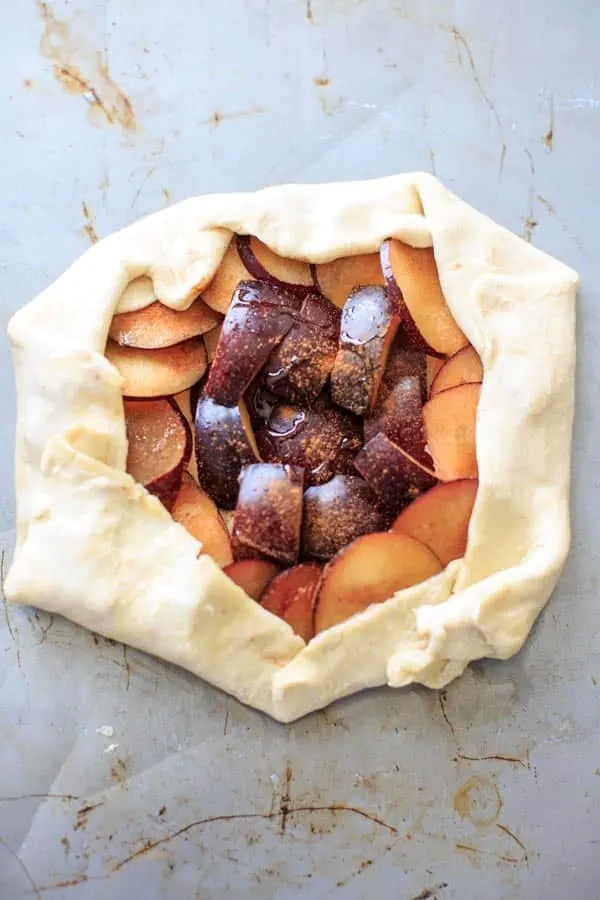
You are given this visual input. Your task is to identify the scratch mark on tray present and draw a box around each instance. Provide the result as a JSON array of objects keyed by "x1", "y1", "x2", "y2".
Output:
[
  {"x1": 536, "y1": 194, "x2": 585, "y2": 253},
  {"x1": 130, "y1": 166, "x2": 156, "y2": 210},
  {"x1": 36, "y1": 1, "x2": 137, "y2": 131},
  {"x1": 455, "y1": 842, "x2": 521, "y2": 865},
  {"x1": 522, "y1": 146, "x2": 537, "y2": 242},
  {"x1": 335, "y1": 856, "x2": 377, "y2": 887},
  {"x1": 37, "y1": 613, "x2": 55, "y2": 644},
  {"x1": 279, "y1": 766, "x2": 293, "y2": 834},
  {"x1": 0, "y1": 837, "x2": 42, "y2": 900},
  {"x1": 223, "y1": 710, "x2": 229, "y2": 736},
  {"x1": 81, "y1": 201, "x2": 98, "y2": 244},
  {"x1": 448, "y1": 26, "x2": 506, "y2": 179},
  {"x1": 1, "y1": 551, "x2": 22, "y2": 672},
  {"x1": 123, "y1": 644, "x2": 131, "y2": 691},
  {"x1": 497, "y1": 823, "x2": 528, "y2": 861},
  {"x1": 428, "y1": 148, "x2": 437, "y2": 176},
  {"x1": 110, "y1": 804, "x2": 398, "y2": 874},
  {"x1": 200, "y1": 108, "x2": 266, "y2": 128},
  {"x1": 0, "y1": 793, "x2": 79, "y2": 803},
  {"x1": 305, "y1": 0, "x2": 314, "y2": 22},
  {"x1": 438, "y1": 690, "x2": 458, "y2": 747},
  {"x1": 455, "y1": 753, "x2": 528, "y2": 768}
]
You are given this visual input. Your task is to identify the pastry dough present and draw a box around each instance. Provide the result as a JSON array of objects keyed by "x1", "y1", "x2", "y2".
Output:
[{"x1": 5, "y1": 174, "x2": 577, "y2": 722}]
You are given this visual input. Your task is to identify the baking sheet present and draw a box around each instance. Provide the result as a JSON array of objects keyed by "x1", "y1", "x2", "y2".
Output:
[{"x1": 1, "y1": 1, "x2": 599, "y2": 898}]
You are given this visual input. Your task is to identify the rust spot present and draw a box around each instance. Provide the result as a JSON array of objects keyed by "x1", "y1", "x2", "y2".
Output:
[
  {"x1": 37, "y1": 2, "x2": 137, "y2": 132},
  {"x1": 41, "y1": 876, "x2": 88, "y2": 890},
  {"x1": 543, "y1": 94, "x2": 554, "y2": 152},
  {"x1": 74, "y1": 801, "x2": 104, "y2": 831},
  {"x1": 454, "y1": 776, "x2": 502, "y2": 826},
  {"x1": 313, "y1": 77, "x2": 330, "y2": 87},
  {"x1": 523, "y1": 216, "x2": 537, "y2": 243},
  {"x1": 410, "y1": 886, "x2": 449, "y2": 900},
  {"x1": 81, "y1": 201, "x2": 98, "y2": 244},
  {"x1": 497, "y1": 823, "x2": 528, "y2": 860},
  {"x1": 111, "y1": 756, "x2": 129, "y2": 786},
  {"x1": 280, "y1": 766, "x2": 293, "y2": 834},
  {"x1": 201, "y1": 107, "x2": 265, "y2": 128},
  {"x1": 456, "y1": 842, "x2": 521, "y2": 865}
]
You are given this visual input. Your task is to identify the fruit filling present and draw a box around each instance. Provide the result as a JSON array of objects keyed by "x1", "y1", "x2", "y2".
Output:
[{"x1": 107, "y1": 235, "x2": 482, "y2": 641}]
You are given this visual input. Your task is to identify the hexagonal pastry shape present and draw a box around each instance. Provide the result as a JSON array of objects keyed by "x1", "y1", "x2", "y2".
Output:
[{"x1": 5, "y1": 174, "x2": 576, "y2": 722}]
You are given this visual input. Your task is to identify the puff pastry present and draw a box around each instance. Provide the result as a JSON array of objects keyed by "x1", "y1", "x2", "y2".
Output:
[{"x1": 5, "y1": 174, "x2": 577, "y2": 721}]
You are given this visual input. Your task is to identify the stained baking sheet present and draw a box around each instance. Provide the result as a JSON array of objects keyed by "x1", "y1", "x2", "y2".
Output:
[{"x1": 1, "y1": 1, "x2": 599, "y2": 898}]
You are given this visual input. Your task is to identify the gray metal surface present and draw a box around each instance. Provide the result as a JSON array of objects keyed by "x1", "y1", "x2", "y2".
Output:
[{"x1": 1, "y1": 2, "x2": 598, "y2": 898}]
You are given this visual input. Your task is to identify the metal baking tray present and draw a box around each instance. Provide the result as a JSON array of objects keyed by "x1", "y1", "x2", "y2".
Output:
[{"x1": 1, "y1": 1, "x2": 598, "y2": 897}]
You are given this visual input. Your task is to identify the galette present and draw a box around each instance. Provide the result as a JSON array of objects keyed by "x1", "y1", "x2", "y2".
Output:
[{"x1": 6, "y1": 174, "x2": 577, "y2": 721}]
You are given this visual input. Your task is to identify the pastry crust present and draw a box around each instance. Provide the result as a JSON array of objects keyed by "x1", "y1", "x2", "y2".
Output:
[{"x1": 5, "y1": 174, "x2": 577, "y2": 722}]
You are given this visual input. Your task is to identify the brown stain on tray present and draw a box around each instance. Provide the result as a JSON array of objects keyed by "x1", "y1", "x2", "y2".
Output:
[
  {"x1": 454, "y1": 775, "x2": 502, "y2": 826},
  {"x1": 74, "y1": 800, "x2": 104, "y2": 831},
  {"x1": 37, "y1": 1, "x2": 136, "y2": 131},
  {"x1": 81, "y1": 201, "x2": 98, "y2": 244}
]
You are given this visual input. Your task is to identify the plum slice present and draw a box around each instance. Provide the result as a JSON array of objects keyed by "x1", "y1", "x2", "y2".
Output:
[
  {"x1": 423, "y1": 382, "x2": 480, "y2": 480},
  {"x1": 260, "y1": 563, "x2": 322, "y2": 642},
  {"x1": 205, "y1": 280, "x2": 301, "y2": 407},
  {"x1": 236, "y1": 235, "x2": 314, "y2": 295},
  {"x1": 109, "y1": 298, "x2": 221, "y2": 349},
  {"x1": 258, "y1": 396, "x2": 362, "y2": 487},
  {"x1": 353, "y1": 432, "x2": 438, "y2": 516},
  {"x1": 224, "y1": 559, "x2": 281, "y2": 600},
  {"x1": 263, "y1": 292, "x2": 341, "y2": 405},
  {"x1": 124, "y1": 397, "x2": 192, "y2": 510},
  {"x1": 171, "y1": 472, "x2": 233, "y2": 567},
  {"x1": 202, "y1": 239, "x2": 252, "y2": 314},
  {"x1": 430, "y1": 345, "x2": 483, "y2": 396},
  {"x1": 330, "y1": 285, "x2": 401, "y2": 416},
  {"x1": 302, "y1": 474, "x2": 389, "y2": 561},
  {"x1": 232, "y1": 463, "x2": 304, "y2": 565},
  {"x1": 314, "y1": 253, "x2": 385, "y2": 309},
  {"x1": 194, "y1": 392, "x2": 261, "y2": 509},
  {"x1": 391, "y1": 479, "x2": 478, "y2": 566},
  {"x1": 364, "y1": 342, "x2": 431, "y2": 467},
  {"x1": 380, "y1": 238, "x2": 468, "y2": 357},
  {"x1": 203, "y1": 323, "x2": 223, "y2": 363},
  {"x1": 106, "y1": 337, "x2": 207, "y2": 398},
  {"x1": 313, "y1": 532, "x2": 442, "y2": 633}
]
